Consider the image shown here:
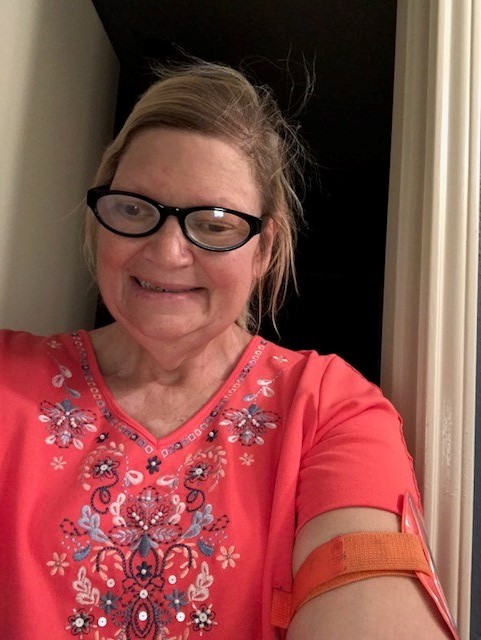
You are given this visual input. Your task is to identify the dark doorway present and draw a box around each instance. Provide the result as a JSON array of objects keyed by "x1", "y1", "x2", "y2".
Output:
[{"x1": 91, "y1": 0, "x2": 397, "y2": 384}]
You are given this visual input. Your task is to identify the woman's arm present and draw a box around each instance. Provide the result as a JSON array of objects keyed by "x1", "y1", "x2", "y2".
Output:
[{"x1": 286, "y1": 507, "x2": 454, "y2": 640}]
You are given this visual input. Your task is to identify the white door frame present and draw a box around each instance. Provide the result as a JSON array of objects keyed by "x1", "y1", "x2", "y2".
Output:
[{"x1": 381, "y1": 2, "x2": 480, "y2": 637}]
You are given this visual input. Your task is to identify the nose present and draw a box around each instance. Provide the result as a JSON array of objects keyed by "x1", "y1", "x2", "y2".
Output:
[{"x1": 141, "y1": 215, "x2": 194, "y2": 265}]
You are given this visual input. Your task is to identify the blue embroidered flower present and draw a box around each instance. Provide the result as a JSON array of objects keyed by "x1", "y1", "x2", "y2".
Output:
[
  {"x1": 99, "y1": 590, "x2": 119, "y2": 614},
  {"x1": 165, "y1": 588, "x2": 187, "y2": 612},
  {"x1": 146, "y1": 455, "x2": 161, "y2": 474},
  {"x1": 136, "y1": 561, "x2": 153, "y2": 581}
]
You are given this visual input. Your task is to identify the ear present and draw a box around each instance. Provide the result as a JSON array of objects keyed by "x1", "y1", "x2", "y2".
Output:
[{"x1": 254, "y1": 217, "x2": 276, "y2": 279}]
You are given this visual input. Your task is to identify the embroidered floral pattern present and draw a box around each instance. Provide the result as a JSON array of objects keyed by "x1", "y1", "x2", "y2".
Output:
[
  {"x1": 73, "y1": 566, "x2": 101, "y2": 605},
  {"x1": 39, "y1": 399, "x2": 97, "y2": 449},
  {"x1": 80, "y1": 442, "x2": 127, "y2": 489},
  {"x1": 71, "y1": 333, "x2": 268, "y2": 459},
  {"x1": 47, "y1": 551, "x2": 70, "y2": 575},
  {"x1": 93, "y1": 457, "x2": 120, "y2": 479},
  {"x1": 189, "y1": 603, "x2": 216, "y2": 633},
  {"x1": 146, "y1": 455, "x2": 161, "y2": 474},
  {"x1": 221, "y1": 404, "x2": 279, "y2": 446},
  {"x1": 186, "y1": 462, "x2": 212, "y2": 483},
  {"x1": 52, "y1": 363, "x2": 73, "y2": 389},
  {"x1": 51, "y1": 455, "x2": 68, "y2": 470},
  {"x1": 99, "y1": 590, "x2": 119, "y2": 614},
  {"x1": 165, "y1": 588, "x2": 188, "y2": 612},
  {"x1": 180, "y1": 447, "x2": 227, "y2": 515},
  {"x1": 67, "y1": 608, "x2": 94, "y2": 635},
  {"x1": 41, "y1": 334, "x2": 284, "y2": 639},
  {"x1": 110, "y1": 486, "x2": 183, "y2": 553},
  {"x1": 47, "y1": 338, "x2": 63, "y2": 349},
  {"x1": 215, "y1": 546, "x2": 239, "y2": 569},
  {"x1": 55, "y1": 445, "x2": 232, "y2": 639},
  {"x1": 239, "y1": 453, "x2": 254, "y2": 466},
  {"x1": 135, "y1": 560, "x2": 152, "y2": 580}
]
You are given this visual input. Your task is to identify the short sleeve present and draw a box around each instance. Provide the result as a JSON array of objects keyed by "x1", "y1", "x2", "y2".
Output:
[{"x1": 296, "y1": 355, "x2": 421, "y2": 534}]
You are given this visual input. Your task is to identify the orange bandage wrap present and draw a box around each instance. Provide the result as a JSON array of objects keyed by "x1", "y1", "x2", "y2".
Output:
[
  {"x1": 271, "y1": 531, "x2": 429, "y2": 628},
  {"x1": 291, "y1": 531, "x2": 429, "y2": 613},
  {"x1": 270, "y1": 493, "x2": 460, "y2": 639}
]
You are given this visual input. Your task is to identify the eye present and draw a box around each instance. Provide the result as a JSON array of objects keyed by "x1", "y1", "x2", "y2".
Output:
[
  {"x1": 108, "y1": 197, "x2": 157, "y2": 221},
  {"x1": 116, "y1": 199, "x2": 152, "y2": 217},
  {"x1": 185, "y1": 210, "x2": 252, "y2": 249},
  {"x1": 198, "y1": 220, "x2": 234, "y2": 233},
  {"x1": 119, "y1": 202, "x2": 142, "y2": 217},
  {"x1": 188, "y1": 211, "x2": 245, "y2": 234},
  {"x1": 96, "y1": 194, "x2": 159, "y2": 233}
]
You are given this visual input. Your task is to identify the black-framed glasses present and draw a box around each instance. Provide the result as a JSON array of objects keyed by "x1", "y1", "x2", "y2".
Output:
[{"x1": 87, "y1": 187, "x2": 264, "y2": 252}]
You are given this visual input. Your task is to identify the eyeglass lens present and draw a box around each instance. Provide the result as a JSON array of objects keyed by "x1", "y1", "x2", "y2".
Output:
[{"x1": 96, "y1": 194, "x2": 252, "y2": 249}]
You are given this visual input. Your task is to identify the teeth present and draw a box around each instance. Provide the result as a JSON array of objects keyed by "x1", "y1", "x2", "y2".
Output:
[
  {"x1": 138, "y1": 279, "x2": 193, "y2": 293},
  {"x1": 139, "y1": 279, "x2": 170, "y2": 292}
]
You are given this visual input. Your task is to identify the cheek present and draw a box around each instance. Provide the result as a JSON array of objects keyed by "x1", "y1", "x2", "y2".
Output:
[
  {"x1": 95, "y1": 237, "x2": 115, "y2": 281},
  {"x1": 212, "y1": 249, "x2": 259, "y2": 293},
  {"x1": 96, "y1": 232, "x2": 132, "y2": 271},
  {"x1": 95, "y1": 234, "x2": 135, "y2": 296}
]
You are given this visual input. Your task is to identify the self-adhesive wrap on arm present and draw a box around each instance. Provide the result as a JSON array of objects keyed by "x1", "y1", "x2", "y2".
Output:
[
  {"x1": 292, "y1": 531, "x2": 428, "y2": 612},
  {"x1": 270, "y1": 493, "x2": 460, "y2": 639},
  {"x1": 270, "y1": 531, "x2": 429, "y2": 628}
]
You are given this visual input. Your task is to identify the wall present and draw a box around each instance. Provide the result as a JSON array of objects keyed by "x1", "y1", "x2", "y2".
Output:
[{"x1": 0, "y1": 0, "x2": 118, "y2": 334}]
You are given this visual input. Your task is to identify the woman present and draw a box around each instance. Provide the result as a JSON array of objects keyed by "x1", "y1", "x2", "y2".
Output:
[{"x1": 0, "y1": 61, "x2": 458, "y2": 639}]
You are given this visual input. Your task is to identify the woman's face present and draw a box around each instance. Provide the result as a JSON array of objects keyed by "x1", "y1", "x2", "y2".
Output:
[{"x1": 96, "y1": 128, "x2": 272, "y2": 344}]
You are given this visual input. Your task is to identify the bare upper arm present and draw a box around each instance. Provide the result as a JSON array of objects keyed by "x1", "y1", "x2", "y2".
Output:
[
  {"x1": 287, "y1": 507, "x2": 454, "y2": 640},
  {"x1": 292, "y1": 506, "x2": 400, "y2": 573}
]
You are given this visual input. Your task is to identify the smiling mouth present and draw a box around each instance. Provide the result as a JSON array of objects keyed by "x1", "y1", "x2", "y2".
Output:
[{"x1": 136, "y1": 278, "x2": 199, "y2": 293}]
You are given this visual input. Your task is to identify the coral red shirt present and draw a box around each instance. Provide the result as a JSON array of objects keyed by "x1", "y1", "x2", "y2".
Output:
[{"x1": 0, "y1": 329, "x2": 420, "y2": 640}]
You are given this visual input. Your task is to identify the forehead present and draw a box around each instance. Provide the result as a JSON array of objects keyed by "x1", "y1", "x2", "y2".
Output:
[{"x1": 113, "y1": 128, "x2": 261, "y2": 212}]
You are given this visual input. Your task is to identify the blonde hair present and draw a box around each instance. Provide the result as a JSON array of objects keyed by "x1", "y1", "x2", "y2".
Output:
[{"x1": 85, "y1": 59, "x2": 307, "y2": 333}]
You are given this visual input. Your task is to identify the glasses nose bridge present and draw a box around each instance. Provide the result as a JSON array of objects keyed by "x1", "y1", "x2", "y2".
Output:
[
  {"x1": 157, "y1": 203, "x2": 187, "y2": 224},
  {"x1": 154, "y1": 203, "x2": 190, "y2": 241}
]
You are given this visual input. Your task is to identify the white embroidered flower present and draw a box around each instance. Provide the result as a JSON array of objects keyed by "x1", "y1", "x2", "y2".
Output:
[
  {"x1": 216, "y1": 545, "x2": 240, "y2": 569},
  {"x1": 256, "y1": 378, "x2": 275, "y2": 397},
  {"x1": 52, "y1": 364, "x2": 73, "y2": 388},
  {"x1": 47, "y1": 339, "x2": 62, "y2": 349},
  {"x1": 47, "y1": 551, "x2": 69, "y2": 575},
  {"x1": 239, "y1": 453, "x2": 254, "y2": 466},
  {"x1": 51, "y1": 456, "x2": 67, "y2": 471}
]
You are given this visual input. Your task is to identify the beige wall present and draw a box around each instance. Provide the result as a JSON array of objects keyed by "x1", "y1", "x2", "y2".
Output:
[{"x1": 0, "y1": 0, "x2": 118, "y2": 334}]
